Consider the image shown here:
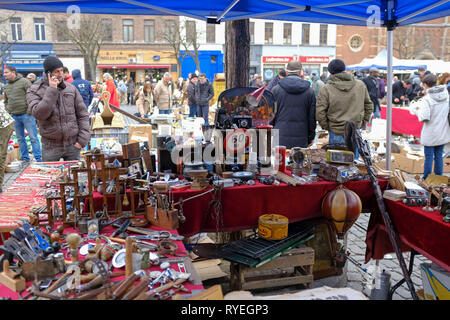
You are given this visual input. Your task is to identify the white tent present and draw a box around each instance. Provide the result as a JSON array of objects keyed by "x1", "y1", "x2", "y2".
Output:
[{"x1": 346, "y1": 49, "x2": 426, "y2": 71}]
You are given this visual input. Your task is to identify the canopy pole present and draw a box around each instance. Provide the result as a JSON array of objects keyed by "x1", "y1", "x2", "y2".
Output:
[{"x1": 386, "y1": 29, "x2": 394, "y2": 170}]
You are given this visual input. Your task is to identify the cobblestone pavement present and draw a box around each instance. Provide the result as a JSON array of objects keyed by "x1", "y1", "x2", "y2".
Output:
[{"x1": 345, "y1": 211, "x2": 432, "y2": 300}]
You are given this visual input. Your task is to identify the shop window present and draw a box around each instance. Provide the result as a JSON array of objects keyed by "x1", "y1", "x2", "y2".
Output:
[
  {"x1": 265, "y1": 22, "x2": 273, "y2": 44},
  {"x1": 101, "y1": 19, "x2": 113, "y2": 42},
  {"x1": 320, "y1": 24, "x2": 328, "y2": 45},
  {"x1": 165, "y1": 20, "x2": 176, "y2": 42},
  {"x1": 283, "y1": 23, "x2": 292, "y2": 45},
  {"x1": 302, "y1": 24, "x2": 310, "y2": 45},
  {"x1": 206, "y1": 23, "x2": 215, "y2": 43},
  {"x1": 250, "y1": 21, "x2": 255, "y2": 44},
  {"x1": 211, "y1": 55, "x2": 217, "y2": 63},
  {"x1": 34, "y1": 18, "x2": 46, "y2": 41},
  {"x1": 186, "y1": 20, "x2": 196, "y2": 44},
  {"x1": 10, "y1": 17, "x2": 22, "y2": 41},
  {"x1": 123, "y1": 19, "x2": 134, "y2": 42},
  {"x1": 144, "y1": 19, "x2": 155, "y2": 42}
]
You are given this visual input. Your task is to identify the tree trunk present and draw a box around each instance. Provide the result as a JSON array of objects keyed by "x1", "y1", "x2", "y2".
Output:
[{"x1": 225, "y1": 20, "x2": 250, "y2": 89}]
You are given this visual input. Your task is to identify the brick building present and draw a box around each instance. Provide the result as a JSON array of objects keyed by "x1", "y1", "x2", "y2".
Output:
[{"x1": 336, "y1": 17, "x2": 450, "y2": 66}]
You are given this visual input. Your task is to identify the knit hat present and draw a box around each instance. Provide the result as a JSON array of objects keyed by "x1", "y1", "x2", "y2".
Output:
[
  {"x1": 286, "y1": 60, "x2": 302, "y2": 73},
  {"x1": 328, "y1": 59, "x2": 346, "y2": 75},
  {"x1": 43, "y1": 56, "x2": 64, "y2": 74}
]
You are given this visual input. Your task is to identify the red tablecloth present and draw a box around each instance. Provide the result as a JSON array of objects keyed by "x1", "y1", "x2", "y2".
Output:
[
  {"x1": 0, "y1": 222, "x2": 203, "y2": 299},
  {"x1": 365, "y1": 199, "x2": 450, "y2": 272},
  {"x1": 380, "y1": 106, "x2": 423, "y2": 137},
  {"x1": 161, "y1": 179, "x2": 388, "y2": 237}
]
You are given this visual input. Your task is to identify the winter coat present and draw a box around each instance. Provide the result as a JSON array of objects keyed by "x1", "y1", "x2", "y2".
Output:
[
  {"x1": 267, "y1": 76, "x2": 281, "y2": 91},
  {"x1": 136, "y1": 89, "x2": 153, "y2": 115},
  {"x1": 409, "y1": 85, "x2": 450, "y2": 147},
  {"x1": 406, "y1": 81, "x2": 422, "y2": 101},
  {"x1": 312, "y1": 76, "x2": 325, "y2": 97},
  {"x1": 26, "y1": 74, "x2": 90, "y2": 148},
  {"x1": 378, "y1": 78, "x2": 386, "y2": 99},
  {"x1": 392, "y1": 80, "x2": 406, "y2": 103},
  {"x1": 126, "y1": 80, "x2": 135, "y2": 93},
  {"x1": 118, "y1": 81, "x2": 127, "y2": 93},
  {"x1": 195, "y1": 79, "x2": 214, "y2": 107},
  {"x1": 153, "y1": 80, "x2": 173, "y2": 111},
  {"x1": 270, "y1": 74, "x2": 316, "y2": 148},
  {"x1": 71, "y1": 69, "x2": 94, "y2": 108},
  {"x1": 316, "y1": 72, "x2": 373, "y2": 136},
  {"x1": 362, "y1": 75, "x2": 380, "y2": 111},
  {"x1": 3, "y1": 74, "x2": 31, "y2": 115},
  {"x1": 105, "y1": 78, "x2": 120, "y2": 108},
  {"x1": 187, "y1": 81, "x2": 197, "y2": 105}
]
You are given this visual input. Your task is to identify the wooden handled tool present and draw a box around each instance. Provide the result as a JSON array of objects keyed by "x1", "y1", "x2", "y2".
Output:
[
  {"x1": 112, "y1": 273, "x2": 139, "y2": 299},
  {"x1": 134, "y1": 278, "x2": 187, "y2": 300},
  {"x1": 125, "y1": 237, "x2": 134, "y2": 277},
  {"x1": 121, "y1": 276, "x2": 150, "y2": 300}
]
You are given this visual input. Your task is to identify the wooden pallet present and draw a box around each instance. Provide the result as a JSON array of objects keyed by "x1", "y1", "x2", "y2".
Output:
[{"x1": 229, "y1": 245, "x2": 314, "y2": 291}]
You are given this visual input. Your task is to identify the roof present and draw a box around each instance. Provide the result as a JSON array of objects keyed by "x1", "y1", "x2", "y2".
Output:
[{"x1": 0, "y1": 1, "x2": 449, "y2": 27}]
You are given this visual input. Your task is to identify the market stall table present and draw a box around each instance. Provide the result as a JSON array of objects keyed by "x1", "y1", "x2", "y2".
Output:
[
  {"x1": 0, "y1": 222, "x2": 204, "y2": 300},
  {"x1": 365, "y1": 199, "x2": 450, "y2": 272},
  {"x1": 89, "y1": 178, "x2": 387, "y2": 238},
  {"x1": 380, "y1": 106, "x2": 423, "y2": 137}
]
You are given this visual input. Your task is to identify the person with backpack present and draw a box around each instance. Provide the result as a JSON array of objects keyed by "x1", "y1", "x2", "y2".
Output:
[
  {"x1": 117, "y1": 78, "x2": 128, "y2": 104},
  {"x1": 409, "y1": 73, "x2": 450, "y2": 179}
]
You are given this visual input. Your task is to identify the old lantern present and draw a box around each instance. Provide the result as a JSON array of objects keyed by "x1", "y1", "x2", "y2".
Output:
[{"x1": 321, "y1": 185, "x2": 362, "y2": 239}]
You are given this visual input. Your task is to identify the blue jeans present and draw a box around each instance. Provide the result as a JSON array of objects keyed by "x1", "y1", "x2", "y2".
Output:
[
  {"x1": 11, "y1": 114, "x2": 42, "y2": 162},
  {"x1": 423, "y1": 145, "x2": 444, "y2": 179},
  {"x1": 189, "y1": 104, "x2": 198, "y2": 118},
  {"x1": 329, "y1": 129, "x2": 359, "y2": 160},
  {"x1": 159, "y1": 109, "x2": 170, "y2": 114},
  {"x1": 197, "y1": 105, "x2": 209, "y2": 124}
]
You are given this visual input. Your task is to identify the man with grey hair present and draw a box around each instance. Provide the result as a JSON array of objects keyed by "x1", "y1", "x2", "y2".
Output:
[
  {"x1": 26, "y1": 73, "x2": 37, "y2": 84},
  {"x1": 270, "y1": 60, "x2": 316, "y2": 148},
  {"x1": 153, "y1": 72, "x2": 173, "y2": 114}
]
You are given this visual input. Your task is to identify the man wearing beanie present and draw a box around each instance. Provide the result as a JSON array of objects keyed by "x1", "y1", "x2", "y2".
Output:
[
  {"x1": 26, "y1": 55, "x2": 90, "y2": 161},
  {"x1": 316, "y1": 59, "x2": 373, "y2": 157},
  {"x1": 270, "y1": 60, "x2": 316, "y2": 148}
]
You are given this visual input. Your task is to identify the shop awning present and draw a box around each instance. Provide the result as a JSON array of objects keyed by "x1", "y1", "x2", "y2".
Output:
[{"x1": 97, "y1": 64, "x2": 171, "y2": 69}]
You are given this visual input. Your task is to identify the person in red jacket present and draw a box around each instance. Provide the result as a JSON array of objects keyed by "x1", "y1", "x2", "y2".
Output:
[
  {"x1": 103, "y1": 73, "x2": 120, "y2": 108},
  {"x1": 63, "y1": 67, "x2": 74, "y2": 83}
]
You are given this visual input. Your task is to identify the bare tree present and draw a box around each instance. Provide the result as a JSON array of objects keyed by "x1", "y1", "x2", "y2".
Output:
[
  {"x1": 182, "y1": 20, "x2": 202, "y2": 73},
  {"x1": 58, "y1": 15, "x2": 104, "y2": 81},
  {"x1": 393, "y1": 26, "x2": 415, "y2": 59},
  {"x1": 0, "y1": 11, "x2": 17, "y2": 73},
  {"x1": 163, "y1": 19, "x2": 203, "y2": 77}
]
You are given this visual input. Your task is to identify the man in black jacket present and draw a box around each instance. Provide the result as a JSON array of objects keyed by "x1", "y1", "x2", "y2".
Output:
[
  {"x1": 187, "y1": 74, "x2": 198, "y2": 118},
  {"x1": 392, "y1": 79, "x2": 410, "y2": 106},
  {"x1": 195, "y1": 74, "x2": 214, "y2": 123},
  {"x1": 270, "y1": 61, "x2": 316, "y2": 148},
  {"x1": 362, "y1": 67, "x2": 381, "y2": 118}
]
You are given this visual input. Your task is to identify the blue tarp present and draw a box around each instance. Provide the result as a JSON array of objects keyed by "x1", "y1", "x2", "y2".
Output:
[{"x1": 0, "y1": 1, "x2": 449, "y2": 27}]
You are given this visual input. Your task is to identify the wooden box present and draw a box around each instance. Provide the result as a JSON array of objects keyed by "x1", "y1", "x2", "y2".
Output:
[
  {"x1": 145, "y1": 205, "x2": 179, "y2": 230},
  {"x1": 229, "y1": 245, "x2": 314, "y2": 291}
]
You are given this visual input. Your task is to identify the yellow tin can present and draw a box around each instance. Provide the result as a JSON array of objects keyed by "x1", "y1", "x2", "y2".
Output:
[{"x1": 258, "y1": 214, "x2": 289, "y2": 240}]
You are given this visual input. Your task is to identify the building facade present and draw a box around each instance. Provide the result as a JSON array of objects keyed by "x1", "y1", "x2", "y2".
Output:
[
  {"x1": 336, "y1": 17, "x2": 450, "y2": 66},
  {"x1": 1, "y1": 10, "x2": 55, "y2": 78}
]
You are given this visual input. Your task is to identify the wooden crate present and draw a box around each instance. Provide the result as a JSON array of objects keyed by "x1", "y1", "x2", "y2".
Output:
[{"x1": 229, "y1": 245, "x2": 314, "y2": 291}]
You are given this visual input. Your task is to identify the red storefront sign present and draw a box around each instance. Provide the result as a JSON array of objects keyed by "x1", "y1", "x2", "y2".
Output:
[{"x1": 263, "y1": 56, "x2": 330, "y2": 64}]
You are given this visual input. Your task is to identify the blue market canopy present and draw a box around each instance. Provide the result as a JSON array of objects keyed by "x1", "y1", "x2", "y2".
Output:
[
  {"x1": 346, "y1": 49, "x2": 427, "y2": 71},
  {"x1": 0, "y1": 0, "x2": 449, "y2": 27}
]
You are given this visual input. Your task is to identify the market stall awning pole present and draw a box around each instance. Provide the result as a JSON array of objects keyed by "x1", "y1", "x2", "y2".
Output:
[{"x1": 386, "y1": 29, "x2": 394, "y2": 171}]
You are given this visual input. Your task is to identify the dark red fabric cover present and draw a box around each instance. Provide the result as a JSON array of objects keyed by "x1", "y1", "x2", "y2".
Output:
[
  {"x1": 158, "y1": 179, "x2": 388, "y2": 237},
  {"x1": 380, "y1": 106, "x2": 423, "y2": 137},
  {"x1": 365, "y1": 199, "x2": 450, "y2": 272}
]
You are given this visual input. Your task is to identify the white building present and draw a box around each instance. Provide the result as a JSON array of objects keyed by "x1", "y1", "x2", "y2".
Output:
[{"x1": 180, "y1": 17, "x2": 336, "y2": 81}]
